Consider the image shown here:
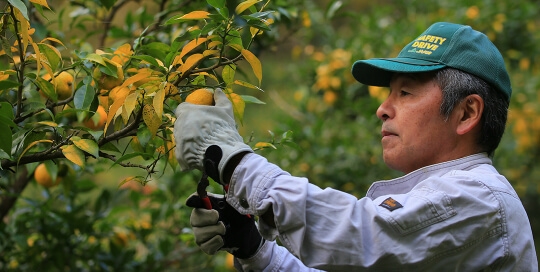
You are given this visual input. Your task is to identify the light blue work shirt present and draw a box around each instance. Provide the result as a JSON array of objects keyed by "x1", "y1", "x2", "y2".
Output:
[{"x1": 226, "y1": 153, "x2": 537, "y2": 271}]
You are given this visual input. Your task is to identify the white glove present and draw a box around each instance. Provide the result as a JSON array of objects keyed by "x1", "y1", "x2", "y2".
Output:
[
  {"x1": 174, "y1": 89, "x2": 252, "y2": 182},
  {"x1": 186, "y1": 192, "x2": 264, "y2": 259}
]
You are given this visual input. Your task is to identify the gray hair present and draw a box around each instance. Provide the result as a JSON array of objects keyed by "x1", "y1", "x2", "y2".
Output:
[{"x1": 435, "y1": 68, "x2": 509, "y2": 157}]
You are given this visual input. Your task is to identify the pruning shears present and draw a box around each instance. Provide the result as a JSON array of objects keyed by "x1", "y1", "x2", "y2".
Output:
[
  {"x1": 197, "y1": 172, "x2": 213, "y2": 210},
  {"x1": 196, "y1": 163, "x2": 251, "y2": 218}
]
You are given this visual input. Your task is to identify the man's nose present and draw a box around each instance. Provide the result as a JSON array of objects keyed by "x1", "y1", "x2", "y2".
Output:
[{"x1": 376, "y1": 99, "x2": 391, "y2": 121}]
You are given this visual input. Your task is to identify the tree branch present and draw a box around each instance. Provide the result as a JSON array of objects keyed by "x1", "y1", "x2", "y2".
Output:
[
  {"x1": 0, "y1": 167, "x2": 30, "y2": 220},
  {"x1": 99, "y1": 0, "x2": 134, "y2": 48},
  {"x1": 2, "y1": 108, "x2": 142, "y2": 170},
  {"x1": 10, "y1": 6, "x2": 26, "y2": 119}
]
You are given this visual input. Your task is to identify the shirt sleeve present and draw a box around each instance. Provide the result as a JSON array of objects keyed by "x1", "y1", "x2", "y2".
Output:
[
  {"x1": 235, "y1": 240, "x2": 325, "y2": 272},
  {"x1": 226, "y1": 153, "x2": 395, "y2": 269}
]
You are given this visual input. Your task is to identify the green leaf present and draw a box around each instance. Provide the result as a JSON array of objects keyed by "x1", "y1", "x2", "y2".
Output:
[
  {"x1": 35, "y1": 77, "x2": 57, "y2": 102},
  {"x1": 141, "y1": 42, "x2": 170, "y2": 61},
  {"x1": 8, "y1": 0, "x2": 29, "y2": 21},
  {"x1": 1, "y1": 36, "x2": 13, "y2": 58},
  {"x1": 207, "y1": 0, "x2": 225, "y2": 9},
  {"x1": 0, "y1": 80, "x2": 20, "y2": 92},
  {"x1": 216, "y1": 7, "x2": 229, "y2": 19},
  {"x1": 0, "y1": 101, "x2": 15, "y2": 119},
  {"x1": 74, "y1": 82, "x2": 96, "y2": 110},
  {"x1": 84, "y1": 53, "x2": 107, "y2": 66},
  {"x1": 100, "y1": 141, "x2": 119, "y2": 153},
  {"x1": 131, "y1": 55, "x2": 162, "y2": 69},
  {"x1": 200, "y1": 22, "x2": 220, "y2": 36},
  {"x1": 43, "y1": 160, "x2": 58, "y2": 182},
  {"x1": 242, "y1": 11, "x2": 273, "y2": 19},
  {"x1": 225, "y1": 30, "x2": 243, "y2": 51},
  {"x1": 37, "y1": 43, "x2": 62, "y2": 71},
  {"x1": 99, "y1": 60, "x2": 120, "y2": 77},
  {"x1": 71, "y1": 136, "x2": 100, "y2": 158},
  {"x1": 222, "y1": 64, "x2": 236, "y2": 84},
  {"x1": 88, "y1": 130, "x2": 104, "y2": 141},
  {"x1": 0, "y1": 148, "x2": 10, "y2": 162},
  {"x1": 173, "y1": 29, "x2": 203, "y2": 44},
  {"x1": 233, "y1": 79, "x2": 263, "y2": 91},
  {"x1": 137, "y1": 127, "x2": 152, "y2": 148},
  {"x1": 246, "y1": 19, "x2": 272, "y2": 31},
  {"x1": 98, "y1": 0, "x2": 115, "y2": 9},
  {"x1": 240, "y1": 95, "x2": 265, "y2": 104},
  {"x1": 0, "y1": 123, "x2": 12, "y2": 158},
  {"x1": 0, "y1": 115, "x2": 17, "y2": 128},
  {"x1": 207, "y1": 0, "x2": 228, "y2": 19}
]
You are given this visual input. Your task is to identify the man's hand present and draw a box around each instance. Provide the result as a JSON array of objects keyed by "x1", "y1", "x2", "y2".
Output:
[
  {"x1": 186, "y1": 192, "x2": 264, "y2": 259},
  {"x1": 174, "y1": 89, "x2": 253, "y2": 184}
]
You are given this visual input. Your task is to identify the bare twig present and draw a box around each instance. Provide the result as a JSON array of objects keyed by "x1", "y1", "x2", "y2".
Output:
[
  {"x1": 98, "y1": 0, "x2": 134, "y2": 48},
  {"x1": 98, "y1": 107, "x2": 142, "y2": 146},
  {"x1": 9, "y1": 6, "x2": 26, "y2": 119},
  {"x1": 99, "y1": 151, "x2": 150, "y2": 170}
]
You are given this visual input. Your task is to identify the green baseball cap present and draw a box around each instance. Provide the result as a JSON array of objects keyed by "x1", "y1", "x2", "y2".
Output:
[{"x1": 351, "y1": 22, "x2": 512, "y2": 101}]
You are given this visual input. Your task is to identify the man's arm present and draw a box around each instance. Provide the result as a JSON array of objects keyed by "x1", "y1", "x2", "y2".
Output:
[{"x1": 223, "y1": 152, "x2": 276, "y2": 228}]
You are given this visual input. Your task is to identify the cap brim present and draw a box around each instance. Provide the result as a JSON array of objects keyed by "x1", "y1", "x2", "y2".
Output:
[{"x1": 352, "y1": 58, "x2": 446, "y2": 87}]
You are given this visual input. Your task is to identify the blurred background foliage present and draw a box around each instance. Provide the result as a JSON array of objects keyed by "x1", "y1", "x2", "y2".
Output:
[{"x1": 1, "y1": 0, "x2": 539, "y2": 271}]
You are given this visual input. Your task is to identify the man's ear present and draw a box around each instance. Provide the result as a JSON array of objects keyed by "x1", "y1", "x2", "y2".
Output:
[{"x1": 456, "y1": 94, "x2": 484, "y2": 135}]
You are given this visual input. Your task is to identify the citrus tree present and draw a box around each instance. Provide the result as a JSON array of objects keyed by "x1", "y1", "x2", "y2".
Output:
[
  {"x1": 0, "y1": 0, "x2": 275, "y2": 216},
  {"x1": 0, "y1": 0, "x2": 302, "y2": 270}
]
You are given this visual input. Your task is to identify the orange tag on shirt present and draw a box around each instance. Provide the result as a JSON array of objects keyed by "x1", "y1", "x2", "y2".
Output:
[{"x1": 379, "y1": 197, "x2": 403, "y2": 211}]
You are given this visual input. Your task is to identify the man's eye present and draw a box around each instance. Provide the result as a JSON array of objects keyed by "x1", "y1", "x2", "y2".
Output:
[{"x1": 400, "y1": 91, "x2": 410, "y2": 96}]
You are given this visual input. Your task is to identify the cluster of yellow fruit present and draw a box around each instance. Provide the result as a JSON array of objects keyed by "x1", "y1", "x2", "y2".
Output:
[
  {"x1": 41, "y1": 71, "x2": 74, "y2": 100},
  {"x1": 83, "y1": 105, "x2": 107, "y2": 130}
]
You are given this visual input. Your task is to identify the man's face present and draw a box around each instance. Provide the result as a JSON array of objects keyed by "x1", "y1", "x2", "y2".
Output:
[{"x1": 376, "y1": 74, "x2": 460, "y2": 173}]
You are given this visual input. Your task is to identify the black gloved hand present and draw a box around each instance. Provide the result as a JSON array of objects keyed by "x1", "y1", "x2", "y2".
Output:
[
  {"x1": 186, "y1": 192, "x2": 264, "y2": 259},
  {"x1": 203, "y1": 144, "x2": 249, "y2": 185}
]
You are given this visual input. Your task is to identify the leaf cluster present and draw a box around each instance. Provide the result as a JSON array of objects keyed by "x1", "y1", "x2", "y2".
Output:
[{"x1": 0, "y1": 0, "x2": 273, "y2": 188}]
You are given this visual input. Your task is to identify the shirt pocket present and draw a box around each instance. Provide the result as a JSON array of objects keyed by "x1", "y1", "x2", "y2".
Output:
[{"x1": 379, "y1": 186, "x2": 457, "y2": 235}]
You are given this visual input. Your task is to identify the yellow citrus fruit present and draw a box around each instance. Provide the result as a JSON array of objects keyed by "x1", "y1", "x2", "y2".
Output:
[
  {"x1": 41, "y1": 71, "x2": 74, "y2": 100},
  {"x1": 83, "y1": 105, "x2": 107, "y2": 130},
  {"x1": 34, "y1": 163, "x2": 62, "y2": 188},
  {"x1": 98, "y1": 94, "x2": 109, "y2": 109},
  {"x1": 93, "y1": 61, "x2": 124, "y2": 90},
  {"x1": 55, "y1": 71, "x2": 74, "y2": 100},
  {"x1": 185, "y1": 89, "x2": 214, "y2": 105},
  {"x1": 111, "y1": 231, "x2": 129, "y2": 247},
  {"x1": 225, "y1": 253, "x2": 234, "y2": 269}
]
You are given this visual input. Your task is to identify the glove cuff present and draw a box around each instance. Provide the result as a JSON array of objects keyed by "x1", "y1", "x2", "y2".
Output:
[{"x1": 218, "y1": 143, "x2": 252, "y2": 184}]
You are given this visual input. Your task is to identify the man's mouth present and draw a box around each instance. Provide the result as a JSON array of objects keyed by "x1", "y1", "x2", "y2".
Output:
[{"x1": 381, "y1": 129, "x2": 398, "y2": 138}]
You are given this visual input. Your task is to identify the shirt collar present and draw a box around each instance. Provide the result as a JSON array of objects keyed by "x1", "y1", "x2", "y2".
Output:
[{"x1": 366, "y1": 153, "x2": 492, "y2": 199}]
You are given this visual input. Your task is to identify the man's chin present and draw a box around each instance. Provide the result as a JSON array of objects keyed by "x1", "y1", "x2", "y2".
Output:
[{"x1": 382, "y1": 154, "x2": 407, "y2": 174}]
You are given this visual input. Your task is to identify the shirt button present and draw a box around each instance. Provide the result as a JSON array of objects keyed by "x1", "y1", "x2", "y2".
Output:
[{"x1": 240, "y1": 198, "x2": 249, "y2": 208}]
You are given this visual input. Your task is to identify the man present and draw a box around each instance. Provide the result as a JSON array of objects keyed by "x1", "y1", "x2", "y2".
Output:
[{"x1": 175, "y1": 22, "x2": 537, "y2": 271}]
